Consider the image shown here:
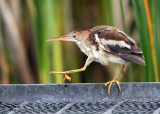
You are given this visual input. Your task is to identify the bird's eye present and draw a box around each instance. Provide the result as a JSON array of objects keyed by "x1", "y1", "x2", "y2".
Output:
[
  {"x1": 98, "y1": 32, "x2": 101, "y2": 34},
  {"x1": 73, "y1": 35, "x2": 76, "y2": 38}
]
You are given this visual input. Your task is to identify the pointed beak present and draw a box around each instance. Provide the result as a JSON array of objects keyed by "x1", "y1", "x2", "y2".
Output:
[{"x1": 47, "y1": 35, "x2": 75, "y2": 42}]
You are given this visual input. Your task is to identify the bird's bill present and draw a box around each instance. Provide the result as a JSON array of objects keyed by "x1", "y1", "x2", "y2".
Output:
[{"x1": 47, "y1": 35, "x2": 75, "y2": 41}]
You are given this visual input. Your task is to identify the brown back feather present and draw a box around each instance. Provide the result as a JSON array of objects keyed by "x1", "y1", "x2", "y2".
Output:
[{"x1": 90, "y1": 25, "x2": 146, "y2": 66}]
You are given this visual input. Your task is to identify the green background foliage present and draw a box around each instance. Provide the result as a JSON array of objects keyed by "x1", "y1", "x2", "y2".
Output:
[{"x1": 0, "y1": 0, "x2": 159, "y2": 84}]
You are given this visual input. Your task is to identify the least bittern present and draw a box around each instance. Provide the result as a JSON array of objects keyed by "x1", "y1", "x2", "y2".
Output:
[{"x1": 47, "y1": 26, "x2": 146, "y2": 95}]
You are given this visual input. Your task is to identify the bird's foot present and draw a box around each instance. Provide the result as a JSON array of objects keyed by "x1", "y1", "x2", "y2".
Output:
[
  {"x1": 63, "y1": 74, "x2": 71, "y2": 82},
  {"x1": 50, "y1": 71, "x2": 71, "y2": 82},
  {"x1": 104, "y1": 78, "x2": 121, "y2": 96}
]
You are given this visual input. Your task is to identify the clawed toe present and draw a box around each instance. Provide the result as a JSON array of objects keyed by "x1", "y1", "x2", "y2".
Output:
[
  {"x1": 49, "y1": 71, "x2": 72, "y2": 82},
  {"x1": 104, "y1": 80, "x2": 121, "y2": 95},
  {"x1": 63, "y1": 74, "x2": 71, "y2": 82}
]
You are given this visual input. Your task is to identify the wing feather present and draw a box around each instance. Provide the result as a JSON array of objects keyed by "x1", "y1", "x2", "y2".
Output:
[{"x1": 91, "y1": 26, "x2": 146, "y2": 66}]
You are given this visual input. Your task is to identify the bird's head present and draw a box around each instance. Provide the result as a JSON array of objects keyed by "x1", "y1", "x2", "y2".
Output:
[{"x1": 47, "y1": 28, "x2": 90, "y2": 42}]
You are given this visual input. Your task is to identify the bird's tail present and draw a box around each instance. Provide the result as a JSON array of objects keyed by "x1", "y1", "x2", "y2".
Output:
[{"x1": 120, "y1": 53, "x2": 146, "y2": 66}]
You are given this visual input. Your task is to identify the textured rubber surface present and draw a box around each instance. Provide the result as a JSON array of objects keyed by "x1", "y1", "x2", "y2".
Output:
[
  {"x1": 1, "y1": 99, "x2": 160, "y2": 114},
  {"x1": 0, "y1": 83, "x2": 160, "y2": 113}
]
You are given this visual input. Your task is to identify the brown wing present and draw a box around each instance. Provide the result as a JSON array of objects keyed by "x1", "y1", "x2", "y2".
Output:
[{"x1": 90, "y1": 26, "x2": 146, "y2": 66}]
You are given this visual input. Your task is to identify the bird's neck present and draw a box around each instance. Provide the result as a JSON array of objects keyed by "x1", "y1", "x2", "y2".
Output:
[{"x1": 75, "y1": 34, "x2": 92, "y2": 56}]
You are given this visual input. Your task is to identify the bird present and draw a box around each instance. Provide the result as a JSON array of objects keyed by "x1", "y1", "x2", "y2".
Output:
[{"x1": 47, "y1": 25, "x2": 146, "y2": 95}]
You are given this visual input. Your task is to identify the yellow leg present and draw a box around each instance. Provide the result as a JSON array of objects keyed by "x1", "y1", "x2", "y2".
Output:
[
  {"x1": 50, "y1": 57, "x2": 92, "y2": 82},
  {"x1": 50, "y1": 67, "x2": 86, "y2": 82},
  {"x1": 104, "y1": 65, "x2": 125, "y2": 95}
]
